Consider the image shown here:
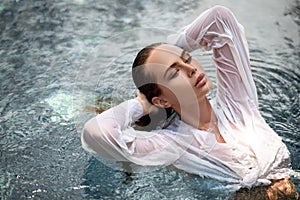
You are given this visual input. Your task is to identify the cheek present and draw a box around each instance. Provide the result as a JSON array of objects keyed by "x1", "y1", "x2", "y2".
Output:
[
  {"x1": 192, "y1": 60, "x2": 205, "y2": 72},
  {"x1": 164, "y1": 78, "x2": 196, "y2": 100}
]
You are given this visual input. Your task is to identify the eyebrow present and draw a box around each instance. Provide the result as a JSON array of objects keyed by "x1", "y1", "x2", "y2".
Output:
[
  {"x1": 181, "y1": 50, "x2": 192, "y2": 63},
  {"x1": 181, "y1": 50, "x2": 187, "y2": 58},
  {"x1": 163, "y1": 50, "x2": 191, "y2": 79}
]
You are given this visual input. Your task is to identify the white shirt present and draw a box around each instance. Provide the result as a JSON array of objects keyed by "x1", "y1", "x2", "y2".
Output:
[{"x1": 81, "y1": 5, "x2": 292, "y2": 188}]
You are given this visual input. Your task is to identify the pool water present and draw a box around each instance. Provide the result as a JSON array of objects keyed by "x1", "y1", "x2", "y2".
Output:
[{"x1": 0, "y1": 0, "x2": 299, "y2": 199}]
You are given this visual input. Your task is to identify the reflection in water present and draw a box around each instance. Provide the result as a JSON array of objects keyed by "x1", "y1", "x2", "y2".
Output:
[
  {"x1": 44, "y1": 91, "x2": 75, "y2": 122},
  {"x1": 0, "y1": 0, "x2": 299, "y2": 199},
  {"x1": 81, "y1": 157, "x2": 234, "y2": 199}
]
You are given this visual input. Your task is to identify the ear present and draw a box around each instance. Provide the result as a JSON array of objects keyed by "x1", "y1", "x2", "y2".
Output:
[{"x1": 151, "y1": 97, "x2": 172, "y2": 108}]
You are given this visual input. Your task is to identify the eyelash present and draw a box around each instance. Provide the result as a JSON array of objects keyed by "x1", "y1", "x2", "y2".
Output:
[
  {"x1": 170, "y1": 66, "x2": 179, "y2": 79},
  {"x1": 169, "y1": 56, "x2": 192, "y2": 79}
]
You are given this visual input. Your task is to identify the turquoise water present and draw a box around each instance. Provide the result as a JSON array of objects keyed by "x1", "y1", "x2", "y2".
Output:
[{"x1": 0, "y1": 0, "x2": 299, "y2": 199}]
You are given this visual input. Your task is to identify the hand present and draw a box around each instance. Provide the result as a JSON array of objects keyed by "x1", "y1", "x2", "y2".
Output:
[
  {"x1": 266, "y1": 178, "x2": 299, "y2": 199},
  {"x1": 135, "y1": 90, "x2": 155, "y2": 115}
]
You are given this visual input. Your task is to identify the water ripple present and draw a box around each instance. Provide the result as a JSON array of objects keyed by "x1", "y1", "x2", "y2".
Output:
[
  {"x1": 250, "y1": 51, "x2": 300, "y2": 170},
  {"x1": 0, "y1": 0, "x2": 299, "y2": 199}
]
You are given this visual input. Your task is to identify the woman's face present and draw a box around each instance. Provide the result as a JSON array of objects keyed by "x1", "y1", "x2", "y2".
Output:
[{"x1": 144, "y1": 44, "x2": 212, "y2": 111}]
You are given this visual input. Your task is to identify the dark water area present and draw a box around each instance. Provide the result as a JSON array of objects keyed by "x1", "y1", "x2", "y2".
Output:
[{"x1": 0, "y1": 0, "x2": 299, "y2": 199}]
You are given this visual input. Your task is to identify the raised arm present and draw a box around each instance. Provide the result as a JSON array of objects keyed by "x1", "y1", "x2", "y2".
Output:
[
  {"x1": 168, "y1": 6, "x2": 259, "y2": 123},
  {"x1": 81, "y1": 99, "x2": 185, "y2": 166}
]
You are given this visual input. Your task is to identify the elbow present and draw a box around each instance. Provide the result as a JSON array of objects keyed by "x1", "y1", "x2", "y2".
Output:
[
  {"x1": 82, "y1": 117, "x2": 97, "y2": 139},
  {"x1": 81, "y1": 118, "x2": 97, "y2": 152},
  {"x1": 81, "y1": 117, "x2": 126, "y2": 160},
  {"x1": 81, "y1": 117, "x2": 105, "y2": 152},
  {"x1": 210, "y1": 5, "x2": 235, "y2": 19},
  {"x1": 211, "y1": 5, "x2": 231, "y2": 13},
  {"x1": 81, "y1": 116, "x2": 118, "y2": 152},
  {"x1": 82, "y1": 117, "x2": 110, "y2": 139}
]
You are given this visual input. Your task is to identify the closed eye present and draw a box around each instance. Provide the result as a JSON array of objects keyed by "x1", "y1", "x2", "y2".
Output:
[
  {"x1": 164, "y1": 62, "x2": 180, "y2": 80},
  {"x1": 170, "y1": 68, "x2": 179, "y2": 79}
]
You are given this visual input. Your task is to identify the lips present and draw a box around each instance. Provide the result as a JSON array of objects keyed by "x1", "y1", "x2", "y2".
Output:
[{"x1": 194, "y1": 73, "x2": 207, "y2": 88}]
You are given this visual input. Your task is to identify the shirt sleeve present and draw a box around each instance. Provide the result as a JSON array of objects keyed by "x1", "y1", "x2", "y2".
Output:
[
  {"x1": 81, "y1": 99, "x2": 190, "y2": 166},
  {"x1": 167, "y1": 5, "x2": 259, "y2": 124}
]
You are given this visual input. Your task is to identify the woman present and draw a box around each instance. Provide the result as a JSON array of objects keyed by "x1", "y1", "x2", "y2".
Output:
[{"x1": 82, "y1": 5, "x2": 297, "y2": 196}]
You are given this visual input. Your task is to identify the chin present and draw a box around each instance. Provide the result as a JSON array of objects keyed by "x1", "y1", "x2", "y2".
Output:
[{"x1": 195, "y1": 80, "x2": 212, "y2": 99}]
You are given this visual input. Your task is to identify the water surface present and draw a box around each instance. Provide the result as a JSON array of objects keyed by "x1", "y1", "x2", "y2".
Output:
[{"x1": 0, "y1": 0, "x2": 299, "y2": 199}]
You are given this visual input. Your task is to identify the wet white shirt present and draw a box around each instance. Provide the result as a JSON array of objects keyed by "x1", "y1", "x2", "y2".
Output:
[{"x1": 81, "y1": 6, "x2": 292, "y2": 188}]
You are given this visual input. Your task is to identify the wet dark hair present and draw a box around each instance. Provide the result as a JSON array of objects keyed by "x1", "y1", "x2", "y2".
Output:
[
  {"x1": 132, "y1": 43, "x2": 162, "y2": 102},
  {"x1": 132, "y1": 43, "x2": 175, "y2": 130}
]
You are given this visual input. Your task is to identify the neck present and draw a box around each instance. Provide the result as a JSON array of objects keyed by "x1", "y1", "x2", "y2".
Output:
[
  {"x1": 175, "y1": 97, "x2": 215, "y2": 130},
  {"x1": 174, "y1": 97, "x2": 225, "y2": 143}
]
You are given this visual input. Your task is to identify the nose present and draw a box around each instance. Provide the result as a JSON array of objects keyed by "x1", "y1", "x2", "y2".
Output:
[{"x1": 184, "y1": 64, "x2": 197, "y2": 78}]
